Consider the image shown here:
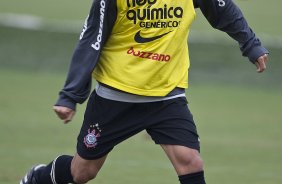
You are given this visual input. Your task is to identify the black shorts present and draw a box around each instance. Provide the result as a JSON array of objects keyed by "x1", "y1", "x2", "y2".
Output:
[{"x1": 77, "y1": 91, "x2": 200, "y2": 160}]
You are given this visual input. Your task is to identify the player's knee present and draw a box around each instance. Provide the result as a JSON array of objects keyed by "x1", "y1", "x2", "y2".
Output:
[
  {"x1": 177, "y1": 150, "x2": 204, "y2": 174},
  {"x1": 71, "y1": 163, "x2": 98, "y2": 184},
  {"x1": 72, "y1": 170, "x2": 97, "y2": 184},
  {"x1": 189, "y1": 154, "x2": 204, "y2": 171}
]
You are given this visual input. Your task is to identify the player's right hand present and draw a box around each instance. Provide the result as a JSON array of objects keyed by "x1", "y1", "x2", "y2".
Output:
[
  {"x1": 255, "y1": 54, "x2": 268, "y2": 73},
  {"x1": 53, "y1": 106, "x2": 75, "y2": 124}
]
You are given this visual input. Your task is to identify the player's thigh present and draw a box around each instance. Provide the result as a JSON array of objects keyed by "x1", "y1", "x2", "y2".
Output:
[
  {"x1": 146, "y1": 97, "x2": 200, "y2": 150},
  {"x1": 145, "y1": 97, "x2": 203, "y2": 174},
  {"x1": 71, "y1": 153, "x2": 107, "y2": 179},
  {"x1": 161, "y1": 144, "x2": 203, "y2": 175}
]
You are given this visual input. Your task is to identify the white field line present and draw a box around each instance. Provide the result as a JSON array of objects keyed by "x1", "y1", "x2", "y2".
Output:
[
  {"x1": 0, "y1": 13, "x2": 82, "y2": 33},
  {"x1": 1, "y1": 13, "x2": 282, "y2": 48}
]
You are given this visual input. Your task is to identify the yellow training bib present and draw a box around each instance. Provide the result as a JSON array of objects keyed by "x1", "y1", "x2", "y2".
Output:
[{"x1": 93, "y1": 0, "x2": 196, "y2": 96}]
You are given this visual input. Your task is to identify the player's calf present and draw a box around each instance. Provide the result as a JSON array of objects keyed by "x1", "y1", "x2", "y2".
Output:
[{"x1": 71, "y1": 153, "x2": 107, "y2": 184}]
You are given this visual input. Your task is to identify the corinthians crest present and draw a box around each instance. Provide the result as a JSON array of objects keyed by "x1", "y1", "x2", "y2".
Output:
[{"x1": 84, "y1": 123, "x2": 101, "y2": 148}]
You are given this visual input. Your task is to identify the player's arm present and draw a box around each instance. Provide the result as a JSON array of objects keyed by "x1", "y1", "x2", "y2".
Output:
[
  {"x1": 54, "y1": 0, "x2": 117, "y2": 123},
  {"x1": 193, "y1": 0, "x2": 269, "y2": 72}
]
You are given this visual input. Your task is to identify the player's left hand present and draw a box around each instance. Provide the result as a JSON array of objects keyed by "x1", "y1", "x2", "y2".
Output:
[
  {"x1": 53, "y1": 106, "x2": 75, "y2": 124},
  {"x1": 255, "y1": 54, "x2": 268, "y2": 73}
]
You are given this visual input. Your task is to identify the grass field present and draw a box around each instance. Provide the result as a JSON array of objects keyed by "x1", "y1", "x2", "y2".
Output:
[
  {"x1": 0, "y1": 69, "x2": 281, "y2": 184},
  {"x1": 0, "y1": 0, "x2": 282, "y2": 184},
  {"x1": 0, "y1": 0, "x2": 281, "y2": 36}
]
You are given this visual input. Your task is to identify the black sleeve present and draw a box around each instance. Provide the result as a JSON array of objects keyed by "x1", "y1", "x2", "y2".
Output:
[
  {"x1": 193, "y1": 0, "x2": 269, "y2": 63},
  {"x1": 55, "y1": 0, "x2": 117, "y2": 110}
]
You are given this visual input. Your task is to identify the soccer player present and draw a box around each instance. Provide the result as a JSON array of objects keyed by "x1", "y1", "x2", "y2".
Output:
[{"x1": 20, "y1": 0, "x2": 268, "y2": 184}]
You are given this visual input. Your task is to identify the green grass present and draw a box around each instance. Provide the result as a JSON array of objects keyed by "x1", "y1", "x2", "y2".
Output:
[
  {"x1": 0, "y1": 0, "x2": 91, "y2": 21},
  {"x1": 0, "y1": 69, "x2": 281, "y2": 184},
  {"x1": 0, "y1": 26, "x2": 76, "y2": 72},
  {"x1": 0, "y1": 1, "x2": 282, "y2": 183},
  {"x1": 190, "y1": 85, "x2": 282, "y2": 184},
  {"x1": 0, "y1": 27, "x2": 281, "y2": 183},
  {"x1": 0, "y1": 26, "x2": 281, "y2": 89},
  {"x1": 1, "y1": 0, "x2": 281, "y2": 36}
]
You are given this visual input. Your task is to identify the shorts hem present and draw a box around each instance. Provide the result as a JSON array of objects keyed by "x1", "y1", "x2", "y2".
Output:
[
  {"x1": 154, "y1": 141, "x2": 200, "y2": 151},
  {"x1": 77, "y1": 148, "x2": 113, "y2": 160}
]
